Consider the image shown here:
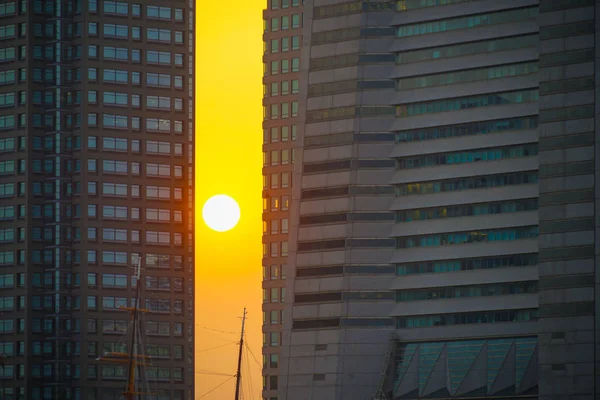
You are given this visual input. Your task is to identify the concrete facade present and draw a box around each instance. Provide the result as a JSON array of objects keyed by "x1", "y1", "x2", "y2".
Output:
[
  {"x1": 276, "y1": 0, "x2": 598, "y2": 399},
  {"x1": 262, "y1": 0, "x2": 305, "y2": 398}
]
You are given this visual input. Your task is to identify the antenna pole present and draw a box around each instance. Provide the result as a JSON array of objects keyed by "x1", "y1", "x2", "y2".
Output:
[
  {"x1": 125, "y1": 256, "x2": 142, "y2": 400},
  {"x1": 234, "y1": 308, "x2": 247, "y2": 400}
]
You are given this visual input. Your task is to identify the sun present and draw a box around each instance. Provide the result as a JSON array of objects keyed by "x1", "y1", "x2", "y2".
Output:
[{"x1": 202, "y1": 195, "x2": 241, "y2": 232}]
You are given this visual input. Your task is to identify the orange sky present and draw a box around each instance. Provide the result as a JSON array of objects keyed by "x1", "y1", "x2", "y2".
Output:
[{"x1": 195, "y1": 0, "x2": 264, "y2": 398}]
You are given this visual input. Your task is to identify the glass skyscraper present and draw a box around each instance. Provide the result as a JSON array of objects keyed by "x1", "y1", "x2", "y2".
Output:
[
  {"x1": 0, "y1": 1, "x2": 195, "y2": 399},
  {"x1": 272, "y1": 0, "x2": 600, "y2": 399}
]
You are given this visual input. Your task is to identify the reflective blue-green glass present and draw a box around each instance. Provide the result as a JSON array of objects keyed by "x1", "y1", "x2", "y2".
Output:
[
  {"x1": 398, "y1": 143, "x2": 538, "y2": 169},
  {"x1": 397, "y1": 198, "x2": 539, "y2": 222},
  {"x1": 396, "y1": 90, "x2": 539, "y2": 118},
  {"x1": 397, "y1": 62, "x2": 538, "y2": 90},
  {"x1": 397, "y1": 0, "x2": 475, "y2": 11},
  {"x1": 396, "y1": 7, "x2": 538, "y2": 37},
  {"x1": 419, "y1": 343, "x2": 443, "y2": 392},
  {"x1": 404, "y1": 116, "x2": 538, "y2": 144},
  {"x1": 447, "y1": 341, "x2": 484, "y2": 392},
  {"x1": 397, "y1": 226, "x2": 539, "y2": 248},
  {"x1": 397, "y1": 281, "x2": 537, "y2": 301},
  {"x1": 515, "y1": 338, "x2": 537, "y2": 389},
  {"x1": 397, "y1": 309, "x2": 538, "y2": 328},
  {"x1": 396, "y1": 253, "x2": 538, "y2": 275},
  {"x1": 397, "y1": 34, "x2": 537, "y2": 64},
  {"x1": 397, "y1": 171, "x2": 538, "y2": 196}
]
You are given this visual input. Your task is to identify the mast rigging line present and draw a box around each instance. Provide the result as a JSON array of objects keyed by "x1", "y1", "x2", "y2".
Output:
[
  {"x1": 196, "y1": 375, "x2": 236, "y2": 400},
  {"x1": 244, "y1": 342, "x2": 263, "y2": 370},
  {"x1": 196, "y1": 341, "x2": 238, "y2": 353},
  {"x1": 196, "y1": 325, "x2": 240, "y2": 335}
]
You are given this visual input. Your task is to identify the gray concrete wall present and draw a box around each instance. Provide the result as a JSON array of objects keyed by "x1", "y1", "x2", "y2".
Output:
[{"x1": 278, "y1": 0, "x2": 595, "y2": 398}]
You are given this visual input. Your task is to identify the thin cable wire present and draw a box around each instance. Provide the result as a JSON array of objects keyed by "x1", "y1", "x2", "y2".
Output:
[
  {"x1": 196, "y1": 341, "x2": 237, "y2": 353},
  {"x1": 244, "y1": 345, "x2": 255, "y2": 400},
  {"x1": 244, "y1": 342, "x2": 262, "y2": 370},
  {"x1": 195, "y1": 370, "x2": 235, "y2": 377},
  {"x1": 196, "y1": 325, "x2": 239, "y2": 335},
  {"x1": 196, "y1": 375, "x2": 235, "y2": 399}
]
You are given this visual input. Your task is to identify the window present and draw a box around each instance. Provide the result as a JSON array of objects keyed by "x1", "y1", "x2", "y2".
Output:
[
  {"x1": 0, "y1": 47, "x2": 15, "y2": 62},
  {"x1": 146, "y1": 209, "x2": 170, "y2": 223},
  {"x1": 396, "y1": 34, "x2": 538, "y2": 65},
  {"x1": 147, "y1": 51, "x2": 171, "y2": 65},
  {"x1": 103, "y1": 23, "x2": 128, "y2": 39},
  {"x1": 147, "y1": 5, "x2": 171, "y2": 20},
  {"x1": 397, "y1": 62, "x2": 538, "y2": 90},
  {"x1": 146, "y1": 231, "x2": 170, "y2": 245},
  {"x1": 103, "y1": 69, "x2": 128, "y2": 84},
  {"x1": 103, "y1": 92, "x2": 128, "y2": 106},
  {"x1": 102, "y1": 251, "x2": 128, "y2": 265},
  {"x1": 147, "y1": 96, "x2": 171, "y2": 110},
  {"x1": 146, "y1": 118, "x2": 171, "y2": 132},
  {"x1": 147, "y1": 28, "x2": 171, "y2": 43},
  {"x1": 103, "y1": 46, "x2": 128, "y2": 61},
  {"x1": 395, "y1": 90, "x2": 539, "y2": 118},
  {"x1": 0, "y1": 24, "x2": 16, "y2": 40},
  {"x1": 397, "y1": 171, "x2": 538, "y2": 196},
  {"x1": 397, "y1": 116, "x2": 538, "y2": 143},
  {"x1": 102, "y1": 274, "x2": 128, "y2": 289},
  {"x1": 397, "y1": 226, "x2": 539, "y2": 249},
  {"x1": 88, "y1": 22, "x2": 97, "y2": 36},
  {"x1": 104, "y1": 1, "x2": 128, "y2": 16},
  {"x1": 396, "y1": 7, "x2": 538, "y2": 38},
  {"x1": 146, "y1": 141, "x2": 170, "y2": 155},
  {"x1": 146, "y1": 186, "x2": 171, "y2": 200},
  {"x1": 146, "y1": 163, "x2": 171, "y2": 178},
  {"x1": 103, "y1": 137, "x2": 128, "y2": 151},
  {"x1": 147, "y1": 73, "x2": 171, "y2": 88},
  {"x1": 146, "y1": 321, "x2": 170, "y2": 336},
  {"x1": 103, "y1": 114, "x2": 128, "y2": 129},
  {"x1": 175, "y1": 8, "x2": 184, "y2": 21},
  {"x1": 102, "y1": 228, "x2": 128, "y2": 242},
  {"x1": 102, "y1": 160, "x2": 128, "y2": 174}
]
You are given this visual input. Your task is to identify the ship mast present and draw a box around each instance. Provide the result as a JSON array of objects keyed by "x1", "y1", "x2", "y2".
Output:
[
  {"x1": 234, "y1": 308, "x2": 247, "y2": 400},
  {"x1": 99, "y1": 255, "x2": 151, "y2": 400}
]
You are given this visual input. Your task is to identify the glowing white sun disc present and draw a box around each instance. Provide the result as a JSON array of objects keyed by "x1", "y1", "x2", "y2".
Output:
[{"x1": 202, "y1": 195, "x2": 241, "y2": 232}]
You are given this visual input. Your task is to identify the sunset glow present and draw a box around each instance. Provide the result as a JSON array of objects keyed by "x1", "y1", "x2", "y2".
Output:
[
  {"x1": 195, "y1": 0, "x2": 264, "y2": 398},
  {"x1": 202, "y1": 195, "x2": 241, "y2": 232}
]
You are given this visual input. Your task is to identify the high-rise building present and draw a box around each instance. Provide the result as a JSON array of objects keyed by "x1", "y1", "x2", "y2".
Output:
[
  {"x1": 0, "y1": 1, "x2": 195, "y2": 399},
  {"x1": 277, "y1": 0, "x2": 599, "y2": 399},
  {"x1": 261, "y1": 0, "x2": 304, "y2": 398}
]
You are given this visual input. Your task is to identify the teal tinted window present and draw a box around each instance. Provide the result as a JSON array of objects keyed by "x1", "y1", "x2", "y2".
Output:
[
  {"x1": 397, "y1": 253, "x2": 538, "y2": 275},
  {"x1": 396, "y1": 0, "x2": 475, "y2": 11},
  {"x1": 396, "y1": 34, "x2": 537, "y2": 64},
  {"x1": 394, "y1": 337, "x2": 538, "y2": 398},
  {"x1": 398, "y1": 143, "x2": 538, "y2": 169},
  {"x1": 396, "y1": 309, "x2": 538, "y2": 328},
  {"x1": 396, "y1": 171, "x2": 538, "y2": 196},
  {"x1": 397, "y1": 281, "x2": 537, "y2": 301},
  {"x1": 396, "y1": 226, "x2": 539, "y2": 248},
  {"x1": 396, "y1": 116, "x2": 538, "y2": 142},
  {"x1": 397, "y1": 198, "x2": 539, "y2": 222},
  {"x1": 396, "y1": 7, "x2": 538, "y2": 37},
  {"x1": 396, "y1": 90, "x2": 539, "y2": 118},
  {"x1": 397, "y1": 62, "x2": 538, "y2": 90}
]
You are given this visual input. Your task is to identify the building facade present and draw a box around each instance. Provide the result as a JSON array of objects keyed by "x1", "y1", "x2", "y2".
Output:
[
  {"x1": 0, "y1": 0, "x2": 195, "y2": 399},
  {"x1": 261, "y1": 0, "x2": 304, "y2": 399},
  {"x1": 277, "y1": 0, "x2": 599, "y2": 399}
]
